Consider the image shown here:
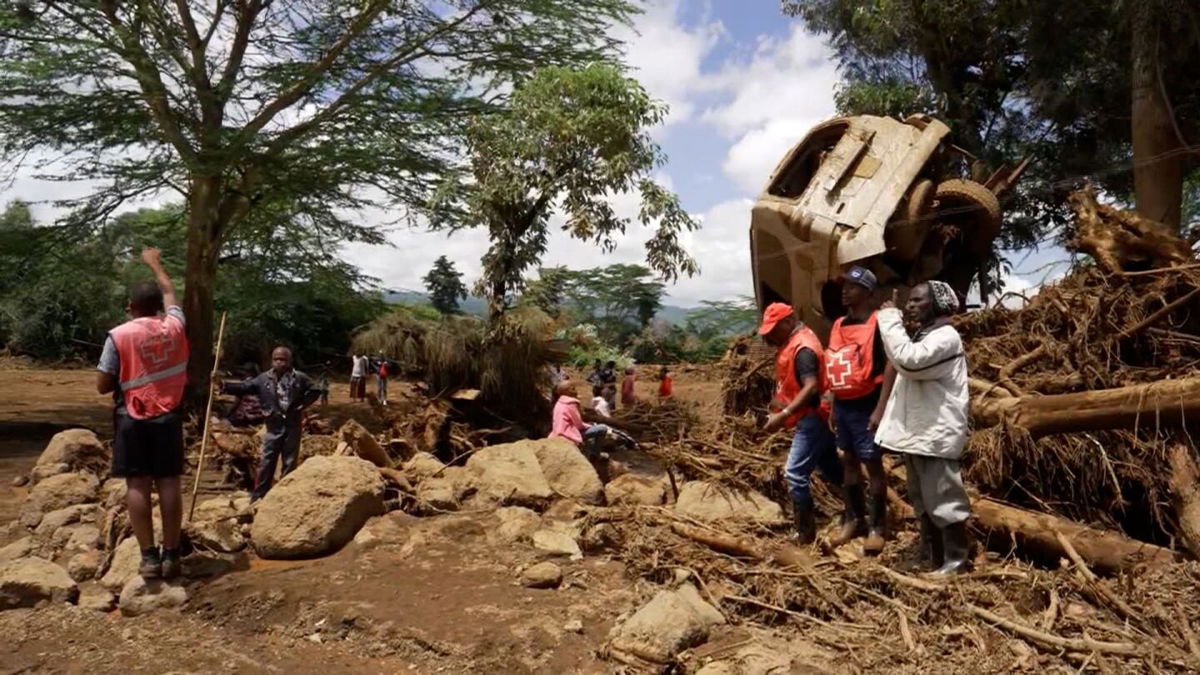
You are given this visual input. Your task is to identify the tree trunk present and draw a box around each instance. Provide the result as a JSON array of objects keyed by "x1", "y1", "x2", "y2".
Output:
[
  {"x1": 183, "y1": 176, "x2": 223, "y2": 405},
  {"x1": 973, "y1": 498, "x2": 1178, "y2": 574},
  {"x1": 1131, "y1": 1, "x2": 1184, "y2": 230},
  {"x1": 1168, "y1": 443, "x2": 1200, "y2": 559},
  {"x1": 971, "y1": 377, "x2": 1200, "y2": 438}
]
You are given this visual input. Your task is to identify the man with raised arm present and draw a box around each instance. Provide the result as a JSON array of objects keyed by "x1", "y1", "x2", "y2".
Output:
[{"x1": 96, "y1": 248, "x2": 189, "y2": 580}]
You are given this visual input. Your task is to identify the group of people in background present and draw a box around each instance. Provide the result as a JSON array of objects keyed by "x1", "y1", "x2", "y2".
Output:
[
  {"x1": 349, "y1": 353, "x2": 392, "y2": 405},
  {"x1": 761, "y1": 266, "x2": 971, "y2": 577}
]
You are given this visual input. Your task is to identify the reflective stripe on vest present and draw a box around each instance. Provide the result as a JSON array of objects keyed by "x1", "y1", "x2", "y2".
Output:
[
  {"x1": 825, "y1": 312, "x2": 883, "y2": 400},
  {"x1": 110, "y1": 315, "x2": 189, "y2": 420},
  {"x1": 772, "y1": 326, "x2": 828, "y2": 428}
]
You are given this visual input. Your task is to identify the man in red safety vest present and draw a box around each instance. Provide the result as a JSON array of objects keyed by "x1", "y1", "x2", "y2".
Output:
[
  {"x1": 760, "y1": 302, "x2": 846, "y2": 543},
  {"x1": 826, "y1": 266, "x2": 897, "y2": 554},
  {"x1": 96, "y1": 247, "x2": 189, "y2": 580}
]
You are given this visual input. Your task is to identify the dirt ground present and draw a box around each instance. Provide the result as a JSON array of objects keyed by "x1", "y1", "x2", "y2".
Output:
[{"x1": 0, "y1": 363, "x2": 733, "y2": 674}]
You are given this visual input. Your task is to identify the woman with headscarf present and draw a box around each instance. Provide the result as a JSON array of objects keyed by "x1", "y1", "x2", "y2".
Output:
[{"x1": 874, "y1": 280, "x2": 971, "y2": 576}]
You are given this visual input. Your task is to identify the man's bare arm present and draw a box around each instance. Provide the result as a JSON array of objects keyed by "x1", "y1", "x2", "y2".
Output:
[
  {"x1": 96, "y1": 372, "x2": 116, "y2": 395},
  {"x1": 141, "y1": 247, "x2": 178, "y2": 310}
]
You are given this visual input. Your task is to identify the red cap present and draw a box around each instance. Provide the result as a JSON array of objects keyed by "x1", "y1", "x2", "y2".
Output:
[{"x1": 757, "y1": 302, "x2": 794, "y2": 335}]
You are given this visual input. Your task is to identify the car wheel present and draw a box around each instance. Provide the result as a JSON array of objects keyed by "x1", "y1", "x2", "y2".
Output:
[{"x1": 933, "y1": 179, "x2": 1001, "y2": 253}]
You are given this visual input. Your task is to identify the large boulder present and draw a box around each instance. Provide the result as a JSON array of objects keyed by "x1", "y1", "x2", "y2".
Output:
[
  {"x1": 100, "y1": 537, "x2": 141, "y2": 591},
  {"x1": 118, "y1": 577, "x2": 187, "y2": 616},
  {"x1": 0, "y1": 537, "x2": 35, "y2": 564},
  {"x1": 609, "y1": 585, "x2": 725, "y2": 663},
  {"x1": 36, "y1": 429, "x2": 108, "y2": 474},
  {"x1": 531, "y1": 438, "x2": 604, "y2": 505},
  {"x1": 19, "y1": 472, "x2": 100, "y2": 528},
  {"x1": 0, "y1": 557, "x2": 79, "y2": 609},
  {"x1": 35, "y1": 503, "x2": 104, "y2": 539},
  {"x1": 465, "y1": 442, "x2": 553, "y2": 508},
  {"x1": 605, "y1": 474, "x2": 667, "y2": 506},
  {"x1": 251, "y1": 455, "x2": 386, "y2": 559},
  {"x1": 673, "y1": 481, "x2": 784, "y2": 525}
]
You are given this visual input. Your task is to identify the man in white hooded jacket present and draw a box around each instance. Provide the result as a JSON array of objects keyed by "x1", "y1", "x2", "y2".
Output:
[{"x1": 875, "y1": 280, "x2": 971, "y2": 576}]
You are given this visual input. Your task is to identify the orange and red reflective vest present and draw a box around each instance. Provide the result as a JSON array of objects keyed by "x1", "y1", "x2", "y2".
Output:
[
  {"x1": 825, "y1": 311, "x2": 884, "y2": 400},
  {"x1": 772, "y1": 326, "x2": 829, "y2": 428},
  {"x1": 110, "y1": 314, "x2": 189, "y2": 419}
]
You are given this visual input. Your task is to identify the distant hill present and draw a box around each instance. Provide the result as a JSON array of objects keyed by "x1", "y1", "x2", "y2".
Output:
[{"x1": 382, "y1": 288, "x2": 696, "y2": 324}]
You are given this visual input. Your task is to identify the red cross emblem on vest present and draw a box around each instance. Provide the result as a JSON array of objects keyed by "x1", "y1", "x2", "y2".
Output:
[
  {"x1": 827, "y1": 350, "x2": 853, "y2": 388},
  {"x1": 138, "y1": 332, "x2": 177, "y2": 366}
]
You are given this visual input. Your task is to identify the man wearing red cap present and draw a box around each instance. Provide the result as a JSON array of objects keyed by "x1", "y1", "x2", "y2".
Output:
[{"x1": 760, "y1": 302, "x2": 845, "y2": 543}]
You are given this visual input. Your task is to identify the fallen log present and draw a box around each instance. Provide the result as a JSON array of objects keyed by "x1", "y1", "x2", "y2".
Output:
[
  {"x1": 337, "y1": 419, "x2": 394, "y2": 468},
  {"x1": 1168, "y1": 444, "x2": 1200, "y2": 559},
  {"x1": 670, "y1": 522, "x2": 812, "y2": 569},
  {"x1": 973, "y1": 498, "x2": 1178, "y2": 574},
  {"x1": 972, "y1": 377, "x2": 1200, "y2": 438}
]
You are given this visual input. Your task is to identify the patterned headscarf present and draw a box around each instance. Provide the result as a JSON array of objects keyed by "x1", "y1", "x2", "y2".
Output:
[{"x1": 926, "y1": 280, "x2": 959, "y2": 317}]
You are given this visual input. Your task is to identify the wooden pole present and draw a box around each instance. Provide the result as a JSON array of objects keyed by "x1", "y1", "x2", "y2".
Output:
[{"x1": 188, "y1": 311, "x2": 227, "y2": 521}]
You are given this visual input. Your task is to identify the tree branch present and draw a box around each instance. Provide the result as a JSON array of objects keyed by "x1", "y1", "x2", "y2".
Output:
[
  {"x1": 173, "y1": 0, "x2": 220, "y2": 129},
  {"x1": 216, "y1": 0, "x2": 268, "y2": 103}
]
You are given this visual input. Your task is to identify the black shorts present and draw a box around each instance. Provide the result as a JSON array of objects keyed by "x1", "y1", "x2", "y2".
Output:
[{"x1": 112, "y1": 410, "x2": 185, "y2": 478}]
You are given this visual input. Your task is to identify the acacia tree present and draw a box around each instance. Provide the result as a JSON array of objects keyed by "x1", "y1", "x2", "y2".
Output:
[
  {"x1": 431, "y1": 64, "x2": 698, "y2": 317},
  {"x1": 0, "y1": 0, "x2": 638, "y2": 395},
  {"x1": 422, "y1": 255, "x2": 467, "y2": 315}
]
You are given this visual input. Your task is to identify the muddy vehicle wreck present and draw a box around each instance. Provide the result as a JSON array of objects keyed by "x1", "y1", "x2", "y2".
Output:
[{"x1": 749, "y1": 114, "x2": 1027, "y2": 333}]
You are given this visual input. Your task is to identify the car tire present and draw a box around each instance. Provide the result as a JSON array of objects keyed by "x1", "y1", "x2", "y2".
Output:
[{"x1": 934, "y1": 179, "x2": 1001, "y2": 252}]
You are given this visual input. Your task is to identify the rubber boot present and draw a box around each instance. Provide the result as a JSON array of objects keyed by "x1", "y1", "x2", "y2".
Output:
[
  {"x1": 929, "y1": 521, "x2": 971, "y2": 577},
  {"x1": 899, "y1": 514, "x2": 943, "y2": 572},
  {"x1": 862, "y1": 494, "x2": 887, "y2": 555},
  {"x1": 792, "y1": 501, "x2": 816, "y2": 544},
  {"x1": 829, "y1": 483, "x2": 867, "y2": 547}
]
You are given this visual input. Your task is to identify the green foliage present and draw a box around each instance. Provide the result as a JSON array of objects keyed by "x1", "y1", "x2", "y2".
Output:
[
  {"x1": 683, "y1": 299, "x2": 759, "y2": 341},
  {"x1": 430, "y1": 65, "x2": 698, "y2": 314},
  {"x1": 422, "y1": 256, "x2": 468, "y2": 315},
  {"x1": 523, "y1": 263, "x2": 666, "y2": 347}
]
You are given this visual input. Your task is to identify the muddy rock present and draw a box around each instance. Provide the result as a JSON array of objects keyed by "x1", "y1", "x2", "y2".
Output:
[
  {"x1": 185, "y1": 517, "x2": 245, "y2": 553},
  {"x1": 673, "y1": 481, "x2": 784, "y2": 525},
  {"x1": 490, "y1": 507, "x2": 542, "y2": 545},
  {"x1": 531, "y1": 438, "x2": 604, "y2": 505},
  {"x1": 119, "y1": 576, "x2": 187, "y2": 616},
  {"x1": 520, "y1": 562, "x2": 563, "y2": 589},
  {"x1": 532, "y1": 528, "x2": 583, "y2": 559},
  {"x1": 19, "y1": 472, "x2": 100, "y2": 528},
  {"x1": 604, "y1": 474, "x2": 667, "y2": 506},
  {"x1": 251, "y1": 455, "x2": 386, "y2": 559},
  {"x1": 36, "y1": 429, "x2": 107, "y2": 474},
  {"x1": 353, "y1": 512, "x2": 416, "y2": 550},
  {"x1": 67, "y1": 550, "x2": 102, "y2": 582},
  {"x1": 100, "y1": 479, "x2": 127, "y2": 509},
  {"x1": 52, "y1": 524, "x2": 101, "y2": 556},
  {"x1": 466, "y1": 442, "x2": 554, "y2": 508},
  {"x1": 34, "y1": 503, "x2": 104, "y2": 539},
  {"x1": 0, "y1": 557, "x2": 79, "y2": 609},
  {"x1": 609, "y1": 585, "x2": 725, "y2": 663},
  {"x1": 100, "y1": 537, "x2": 141, "y2": 591},
  {"x1": 190, "y1": 494, "x2": 242, "y2": 523},
  {"x1": 77, "y1": 584, "x2": 116, "y2": 612},
  {"x1": 0, "y1": 537, "x2": 35, "y2": 563},
  {"x1": 415, "y1": 477, "x2": 461, "y2": 513},
  {"x1": 403, "y1": 452, "x2": 446, "y2": 480},
  {"x1": 30, "y1": 462, "x2": 70, "y2": 485}
]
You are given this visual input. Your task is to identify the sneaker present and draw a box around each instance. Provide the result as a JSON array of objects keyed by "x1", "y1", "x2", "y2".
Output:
[
  {"x1": 161, "y1": 548, "x2": 181, "y2": 580},
  {"x1": 139, "y1": 547, "x2": 162, "y2": 579}
]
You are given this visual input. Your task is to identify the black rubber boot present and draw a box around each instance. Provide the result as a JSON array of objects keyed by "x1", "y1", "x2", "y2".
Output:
[
  {"x1": 863, "y1": 494, "x2": 887, "y2": 555},
  {"x1": 929, "y1": 521, "x2": 971, "y2": 577},
  {"x1": 139, "y1": 547, "x2": 162, "y2": 579},
  {"x1": 830, "y1": 483, "x2": 867, "y2": 547},
  {"x1": 792, "y1": 501, "x2": 816, "y2": 544},
  {"x1": 161, "y1": 547, "x2": 181, "y2": 580},
  {"x1": 899, "y1": 514, "x2": 943, "y2": 572}
]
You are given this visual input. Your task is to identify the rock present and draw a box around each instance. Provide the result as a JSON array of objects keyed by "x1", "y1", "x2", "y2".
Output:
[
  {"x1": 190, "y1": 495, "x2": 241, "y2": 523},
  {"x1": 185, "y1": 518, "x2": 246, "y2": 553},
  {"x1": 694, "y1": 641, "x2": 798, "y2": 675},
  {"x1": 520, "y1": 562, "x2": 563, "y2": 589},
  {"x1": 403, "y1": 452, "x2": 446, "y2": 480},
  {"x1": 77, "y1": 584, "x2": 116, "y2": 612},
  {"x1": 465, "y1": 442, "x2": 553, "y2": 508},
  {"x1": 564, "y1": 619, "x2": 584, "y2": 633},
  {"x1": 251, "y1": 455, "x2": 386, "y2": 559},
  {"x1": 532, "y1": 528, "x2": 582, "y2": 559},
  {"x1": 30, "y1": 462, "x2": 70, "y2": 485},
  {"x1": 67, "y1": 550, "x2": 102, "y2": 582},
  {"x1": 181, "y1": 550, "x2": 248, "y2": 578},
  {"x1": 0, "y1": 537, "x2": 35, "y2": 563},
  {"x1": 673, "y1": 481, "x2": 784, "y2": 525},
  {"x1": 36, "y1": 429, "x2": 108, "y2": 474},
  {"x1": 415, "y1": 478, "x2": 460, "y2": 513},
  {"x1": 34, "y1": 503, "x2": 104, "y2": 539},
  {"x1": 118, "y1": 576, "x2": 187, "y2": 616},
  {"x1": 11, "y1": 474, "x2": 29, "y2": 487},
  {"x1": 531, "y1": 438, "x2": 604, "y2": 505},
  {"x1": 100, "y1": 537, "x2": 141, "y2": 591},
  {"x1": 0, "y1": 557, "x2": 79, "y2": 609},
  {"x1": 353, "y1": 512, "x2": 416, "y2": 550},
  {"x1": 609, "y1": 585, "x2": 725, "y2": 663},
  {"x1": 490, "y1": 507, "x2": 542, "y2": 545},
  {"x1": 579, "y1": 523, "x2": 621, "y2": 553},
  {"x1": 52, "y1": 524, "x2": 101, "y2": 555},
  {"x1": 19, "y1": 472, "x2": 100, "y2": 528},
  {"x1": 100, "y1": 479, "x2": 127, "y2": 509},
  {"x1": 605, "y1": 474, "x2": 667, "y2": 506}
]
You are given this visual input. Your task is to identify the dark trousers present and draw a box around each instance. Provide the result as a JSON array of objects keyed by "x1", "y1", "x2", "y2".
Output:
[{"x1": 253, "y1": 426, "x2": 302, "y2": 500}]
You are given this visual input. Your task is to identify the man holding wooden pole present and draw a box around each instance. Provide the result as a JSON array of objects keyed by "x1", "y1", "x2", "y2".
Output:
[
  {"x1": 96, "y1": 247, "x2": 189, "y2": 580},
  {"x1": 875, "y1": 281, "x2": 972, "y2": 576}
]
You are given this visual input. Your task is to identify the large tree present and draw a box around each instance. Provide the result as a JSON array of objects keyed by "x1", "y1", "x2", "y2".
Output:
[
  {"x1": 422, "y1": 255, "x2": 468, "y2": 315},
  {"x1": 430, "y1": 64, "x2": 698, "y2": 316},
  {"x1": 0, "y1": 0, "x2": 638, "y2": 395}
]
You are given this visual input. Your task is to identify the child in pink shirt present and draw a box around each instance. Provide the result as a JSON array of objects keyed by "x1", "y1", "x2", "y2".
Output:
[{"x1": 549, "y1": 379, "x2": 608, "y2": 450}]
